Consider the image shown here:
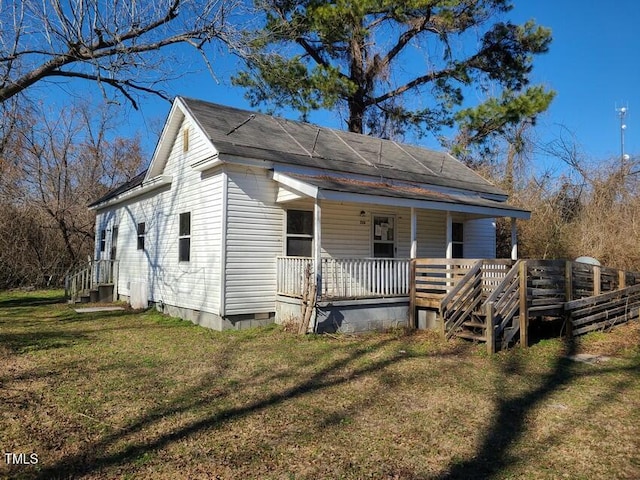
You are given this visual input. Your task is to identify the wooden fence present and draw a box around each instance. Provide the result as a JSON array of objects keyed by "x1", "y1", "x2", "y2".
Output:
[{"x1": 564, "y1": 283, "x2": 640, "y2": 336}]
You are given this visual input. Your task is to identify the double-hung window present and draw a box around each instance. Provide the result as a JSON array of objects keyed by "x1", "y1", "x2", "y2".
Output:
[
  {"x1": 99, "y1": 229, "x2": 106, "y2": 253},
  {"x1": 179, "y1": 212, "x2": 191, "y2": 262},
  {"x1": 137, "y1": 222, "x2": 145, "y2": 251},
  {"x1": 452, "y1": 222, "x2": 464, "y2": 258},
  {"x1": 286, "y1": 210, "x2": 313, "y2": 257}
]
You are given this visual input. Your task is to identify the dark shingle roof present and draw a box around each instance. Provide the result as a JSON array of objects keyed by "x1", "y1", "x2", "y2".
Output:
[
  {"x1": 180, "y1": 98, "x2": 505, "y2": 197},
  {"x1": 88, "y1": 169, "x2": 147, "y2": 208}
]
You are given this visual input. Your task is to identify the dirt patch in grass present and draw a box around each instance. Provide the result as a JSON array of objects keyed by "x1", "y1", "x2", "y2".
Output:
[{"x1": 0, "y1": 290, "x2": 639, "y2": 479}]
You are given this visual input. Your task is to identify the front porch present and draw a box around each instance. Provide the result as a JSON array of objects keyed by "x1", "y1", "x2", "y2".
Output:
[
  {"x1": 275, "y1": 256, "x2": 512, "y2": 333},
  {"x1": 277, "y1": 256, "x2": 411, "y2": 300}
]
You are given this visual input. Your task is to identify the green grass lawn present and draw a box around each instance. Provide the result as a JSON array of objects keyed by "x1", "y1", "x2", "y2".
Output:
[{"x1": 1, "y1": 290, "x2": 639, "y2": 479}]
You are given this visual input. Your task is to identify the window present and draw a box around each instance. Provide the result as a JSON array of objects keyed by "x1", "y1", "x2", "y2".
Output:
[
  {"x1": 286, "y1": 210, "x2": 313, "y2": 257},
  {"x1": 137, "y1": 222, "x2": 145, "y2": 251},
  {"x1": 179, "y1": 212, "x2": 191, "y2": 262},
  {"x1": 99, "y1": 229, "x2": 106, "y2": 252},
  {"x1": 373, "y1": 215, "x2": 395, "y2": 258},
  {"x1": 452, "y1": 222, "x2": 464, "y2": 258}
]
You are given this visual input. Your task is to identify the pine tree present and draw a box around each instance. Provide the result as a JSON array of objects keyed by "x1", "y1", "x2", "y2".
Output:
[{"x1": 234, "y1": 0, "x2": 553, "y2": 146}]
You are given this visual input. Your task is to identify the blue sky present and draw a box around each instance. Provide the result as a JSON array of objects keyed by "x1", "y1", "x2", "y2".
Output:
[{"x1": 58, "y1": 1, "x2": 640, "y2": 170}]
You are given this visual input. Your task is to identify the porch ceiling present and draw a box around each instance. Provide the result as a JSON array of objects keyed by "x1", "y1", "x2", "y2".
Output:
[{"x1": 273, "y1": 172, "x2": 530, "y2": 219}]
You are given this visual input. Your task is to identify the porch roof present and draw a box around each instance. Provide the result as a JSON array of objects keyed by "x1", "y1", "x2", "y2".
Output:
[{"x1": 273, "y1": 172, "x2": 530, "y2": 219}]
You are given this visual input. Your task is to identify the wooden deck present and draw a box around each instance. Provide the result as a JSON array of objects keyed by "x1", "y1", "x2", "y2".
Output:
[{"x1": 409, "y1": 258, "x2": 640, "y2": 353}]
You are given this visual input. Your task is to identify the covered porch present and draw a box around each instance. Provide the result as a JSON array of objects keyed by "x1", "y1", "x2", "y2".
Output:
[{"x1": 271, "y1": 170, "x2": 529, "y2": 332}]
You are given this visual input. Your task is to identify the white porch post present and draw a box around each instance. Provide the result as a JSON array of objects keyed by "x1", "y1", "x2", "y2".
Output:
[
  {"x1": 511, "y1": 217, "x2": 518, "y2": 260},
  {"x1": 314, "y1": 198, "x2": 322, "y2": 297},
  {"x1": 445, "y1": 211, "x2": 453, "y2": 259},
  {"x1": 410, "y1": 207, "x2": 417, "y2": 259}
]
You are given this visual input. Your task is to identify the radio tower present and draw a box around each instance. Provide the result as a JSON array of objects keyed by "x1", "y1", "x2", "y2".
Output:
[{"x1": 616, "y1": 105, "x2": 630, "y2": 168}]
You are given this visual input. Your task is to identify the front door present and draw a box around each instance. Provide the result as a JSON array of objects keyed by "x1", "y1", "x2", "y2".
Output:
[{"x1": 372, "y1": 215, "x2": 395, "y2": 258}]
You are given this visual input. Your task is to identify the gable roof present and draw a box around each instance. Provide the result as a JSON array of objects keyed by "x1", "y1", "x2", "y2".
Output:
[{"x1": 179, "y1": 97, "x2": 505, "y2": 198}]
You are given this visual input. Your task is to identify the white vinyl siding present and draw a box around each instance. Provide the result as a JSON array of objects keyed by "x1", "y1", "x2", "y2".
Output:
[
  {"x1": 95, "y1": 116, "x2": 224, "y2": 315},
  {"x1": 274, "y1": 202, "x2": 496, "y2": 260},
  {"x1": 224, "y1": 165, "x2": 283, "y2": 315}
]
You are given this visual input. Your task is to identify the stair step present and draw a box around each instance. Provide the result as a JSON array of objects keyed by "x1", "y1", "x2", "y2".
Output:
[
  {"x1": 455, "y1": 331, "x2": 487, "y2": 342},
  {"x1": 463, "y1": 320, "x2": 486, "y2": 329}
]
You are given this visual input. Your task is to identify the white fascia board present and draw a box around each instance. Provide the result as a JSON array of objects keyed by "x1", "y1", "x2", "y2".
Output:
[
  {"x1": 89, "y1": 175, "x2": 172, "y2": 211},
  {"x1": 219, "y1": 153, "x2": 275, "y2": 170},
  {"x1": 318, "y1": 190, "x2": 530, "y2": 219},
  {"x1": 271, "y1": 171, "x2": 318, "y2": 198},
  {"x1": 145, "y1": 101, "x2": 185, "y2": 180},
  {"x1": 190, "y1": 153, "x2": 222, "y2": 172},
  {"x1": 147, "y1": 97, "x2": 219, "y2": 180}
]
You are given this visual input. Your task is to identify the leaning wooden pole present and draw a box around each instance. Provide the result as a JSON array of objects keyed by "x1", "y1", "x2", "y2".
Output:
[{"x1": 519, "y1": 260, "x2": 528, "y2": 348}]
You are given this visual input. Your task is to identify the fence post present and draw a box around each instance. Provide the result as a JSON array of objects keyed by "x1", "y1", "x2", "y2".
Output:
[
  {"x1": 565, "y1": 260, "x2": 573, "y2": 303},
  {"x1": 618, "y1": 269, "x2": 626, "y2": 290},
  {"x1": 519, "y1": 260, "x2": 528, "y2": 348},
  {"x1": 593, "y1": 265, "x2": 601, "y2": 296},
  {"x1": 409, "y1": 259, "x2": 416, "y2": 329},
  {"x1": 486, "y1": 301, "x2": 495, "y2": 355}
]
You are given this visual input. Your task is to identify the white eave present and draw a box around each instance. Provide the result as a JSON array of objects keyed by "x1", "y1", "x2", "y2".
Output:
[
  {"x1": 190, "y1": 153, "x2": 222, "y2": 172},
  {"x1": 89, "y1": 175, "x2": 172, "y2": 211}
]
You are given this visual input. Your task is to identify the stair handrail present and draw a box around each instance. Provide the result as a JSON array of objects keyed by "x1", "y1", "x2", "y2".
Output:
[
  {"x1": 483, "y1": 259, "x2": 522, "y2": 306},
  {"x1": 482, "y1": 259, "x2": 523, "y2": 350},
  {"x1": 440, "y1": 259, "x2": 483, "y2": 309},
  {"x1": 441, "y1": 260, "x2": 484, "y2": 338}
]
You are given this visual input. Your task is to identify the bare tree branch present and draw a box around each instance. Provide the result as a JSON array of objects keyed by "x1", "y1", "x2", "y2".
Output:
[{"x1": 0, "y1": 0, "x2": 237, "y2": 106}]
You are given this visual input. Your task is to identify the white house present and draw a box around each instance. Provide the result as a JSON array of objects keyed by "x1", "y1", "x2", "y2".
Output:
[{"x1": 88, "y1": 97, "x2": 529, "y2": 332}]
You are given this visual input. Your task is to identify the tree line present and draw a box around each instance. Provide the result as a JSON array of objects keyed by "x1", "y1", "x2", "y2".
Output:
[{"x1": 2, "y1": 1, "x2": 636, "y2": 287}]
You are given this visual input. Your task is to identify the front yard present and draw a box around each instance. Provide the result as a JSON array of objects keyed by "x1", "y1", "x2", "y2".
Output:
[{"x1": 1, "y1": 290, "x2": 639, "y2": 479}]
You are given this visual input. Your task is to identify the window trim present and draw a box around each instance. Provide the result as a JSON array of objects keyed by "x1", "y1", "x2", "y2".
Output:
[
  {"x1": 285, "y1": 209, "x2": 314, "y2": 257},
  {"x1": 372, "y1": 214, "x2": 396, "y2": 258},
  {"x1": 137, "y1": 222, "x2": 145, "y2": 251},
  {"x1": 178, "y1": 212, "x2": 191, "y2": 262},
  {"x1": 99, "y1": 229, "x2": 106, "y2": 253},
  {"x1": 111, "y1": 225, "x2": 119, "y2": 259},
  {"x1": 452, "y1": 222, "x2": 464, "y2": 259}
]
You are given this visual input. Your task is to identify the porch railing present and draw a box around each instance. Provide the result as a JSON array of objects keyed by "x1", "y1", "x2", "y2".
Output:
[
  {"x1": 276, "y1": 257, "x2": 314, "y2": 297},
  {"x1": 66, "y1": 259, "x2": 118, "y2": 301},
  {"x1": 276, "y1": 257, "x2": 410, "y2": 299}
]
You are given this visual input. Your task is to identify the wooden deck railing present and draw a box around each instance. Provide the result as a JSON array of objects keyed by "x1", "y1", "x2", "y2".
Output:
[
  {"x1": 483, "y1": 260, "x2": 523, "y2": 353},
  {"x1": 564, "y1": 283, "x2": 640, "y2": 336}
]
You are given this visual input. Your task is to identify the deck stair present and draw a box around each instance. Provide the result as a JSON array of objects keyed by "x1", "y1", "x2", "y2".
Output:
[
  {"x1": 442, "y1": 260, "x2": 516, "y2": 347},
  {"x1": 410, "y1": 258, "x2": 640, "y2": 354}
]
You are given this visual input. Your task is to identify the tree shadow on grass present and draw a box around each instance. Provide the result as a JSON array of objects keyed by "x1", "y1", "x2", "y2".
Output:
[
  {"x1": 0, "y1": 294, "x2": 67, "y2": 308},
  {"x1": 32, "y1": 337, "x2": 468, "y2": 479},
  {"x1": 435, "y1": 336, "x2": 640, "y2": 480}
]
